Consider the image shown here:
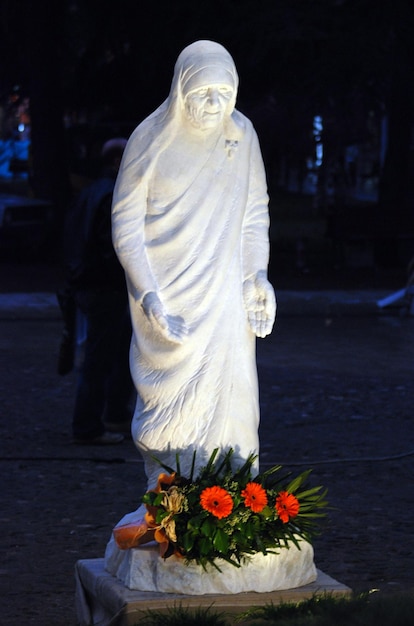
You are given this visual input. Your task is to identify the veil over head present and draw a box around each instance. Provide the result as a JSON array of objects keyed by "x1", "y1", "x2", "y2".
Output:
[
  {"x1": 121, "y1": 41, "x2": 244, "y2": 175},
  {"x1": 153, "y1": 41, "x2": 242, "y2": 140},
  {"x1": 171, "y1": 40, "x2": 239, "y2": 111}
]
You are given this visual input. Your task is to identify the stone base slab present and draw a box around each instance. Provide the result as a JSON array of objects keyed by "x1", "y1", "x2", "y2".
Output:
[{"x1": 75, "y1": 558, "x2": 352, "y2": 626}]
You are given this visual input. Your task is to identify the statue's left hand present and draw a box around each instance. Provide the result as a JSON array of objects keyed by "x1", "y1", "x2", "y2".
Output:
[{"x1": 243, "y1": 271, "x2": 276, "y2": 338}]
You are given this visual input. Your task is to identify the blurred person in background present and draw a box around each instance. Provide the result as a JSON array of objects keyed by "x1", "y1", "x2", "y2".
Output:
[{"x1": 63, "y1": 138, "x2": 134, "y2": 444}]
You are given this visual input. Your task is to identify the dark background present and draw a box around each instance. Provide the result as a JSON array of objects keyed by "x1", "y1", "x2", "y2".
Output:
[
  {"x1": 1, "y1": 4, "x2": 414, "y2": 622},
  {"x1": 1, "y1": 0, "x2": 414, "y2": 279}
]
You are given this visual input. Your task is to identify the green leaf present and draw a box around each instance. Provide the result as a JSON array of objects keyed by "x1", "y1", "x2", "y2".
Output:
[
  {"x1": 201, "y1": 517, "x2": 216, "y2": 537},
  {"x1": 142, "y1": 492, "x2": 155, "y2": 505},
  {"x1": 189, "y1": 450, "x2": 197, "y2": 482},
  {"x1": 255, "y1": 464, "x2": 283, "y2": 482},
  {"x1": 187, "y1": 513, "x2": 206, "y2": 530},
  {"x1": 153, "y1": 492, "x2": 164, "y2": 506},
  {"x1": 298, "y1": 512, "x2": 327, "y2": 519},
  {"x1": 218, "y1": 552, "x2": 242, "y2": 568},
  {"x1": 175, "y1": 452, "x2": 181, "y2": 476},
  {"x1": 260, "y1": 505, "x2": 275, "y2": 520},
  {"x1": 286, "y1": 469, "x2": 312, "y2": 493},
  {"x1": 213, "y1": 448, "x2": 234, "y2": 477},
  {"x1": 155, "y1": 508, "x2": 167, "y2": 524},
  {"x1": 255, "y1": 533, "x2": 266, "y2": 553},
  {"x1": 232, "y1": 453, "x2": 257, "y2": 481},
  {"x1": 243, "y1": 521, "x2": 255, "y2": 540},
  {"x1": 205, "y1": 448, "x2": 220, "y2": 471},
  {"x1": 181, "y1": 532, "x2": 195, "y2": 552},
  {"x1": 150, "y1": 454, "x2": 176, "y2": 476},
  {"x1": 213, "y1": 528, "x2": 229, "y2": 553},
  {"x1": 199, "y1": 537, "x2": 212, "y2": 556},
  {"x1": 295, "y1": 485, "x2": 325, "y2": 499}
]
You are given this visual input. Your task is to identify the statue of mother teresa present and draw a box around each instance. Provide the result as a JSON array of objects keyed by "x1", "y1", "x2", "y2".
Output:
[{"x1": 105, "y1": 41, "x2": 284, "y2": 587}]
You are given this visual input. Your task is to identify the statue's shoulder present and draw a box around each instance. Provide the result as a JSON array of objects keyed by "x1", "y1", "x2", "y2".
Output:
[
  {"x1": 122, "y1": 108, "x2": 166, "y2": 167},
  {"x1": 233, "y1": 109, "x2": 249, "y2": 129},
  {"x1": 128, "y1": 116, "x2": 154, "y2": 145},
  {"x1": 231, "y1": 110, "x2": 257, "y2": 141}
]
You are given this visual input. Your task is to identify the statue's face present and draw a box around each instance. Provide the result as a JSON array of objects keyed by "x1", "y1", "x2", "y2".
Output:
[{"x1": 184, "y1": 83, "x2": 234, "y2": 131}]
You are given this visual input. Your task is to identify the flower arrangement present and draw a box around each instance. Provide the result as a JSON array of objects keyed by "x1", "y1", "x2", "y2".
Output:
[{"x1": 113, "y1": 448, "x2": 327, "y2": 570}]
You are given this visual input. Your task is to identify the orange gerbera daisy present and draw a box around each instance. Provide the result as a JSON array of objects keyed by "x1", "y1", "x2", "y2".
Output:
[
  {"x1": 275, "y1": 491, "x2": 300, "y2": 523},
  {"x1": 200, "y1": 486, "x2": 234, "y2": 519},
  {"x1": 241, "y1": 482, "x2": 268, "y2": 513}
]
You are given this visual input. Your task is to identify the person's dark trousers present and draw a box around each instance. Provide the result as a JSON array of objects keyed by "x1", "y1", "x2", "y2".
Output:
[{"x1": 72, "y1": 289, "x2": 134, "y2": 441}]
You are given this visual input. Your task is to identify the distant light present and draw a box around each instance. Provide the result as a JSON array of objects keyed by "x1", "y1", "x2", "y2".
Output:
[
  {"x1": 18, "y1": 123, "x2": 25, "y2": 133},
  {"x1": 315, "y1": 143, "x2": 323, "y2": 167},
  {"x1": 313, "y1": 115, "x2": 323, "y2": 167},
  {"x1": 313, "y1": 115, "x2": 323, "y2": 137}
]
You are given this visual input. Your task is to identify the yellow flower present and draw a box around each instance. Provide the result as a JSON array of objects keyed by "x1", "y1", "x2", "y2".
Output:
[{"x1": 159, "y1": 486, "x2": 185, "y2": 542}]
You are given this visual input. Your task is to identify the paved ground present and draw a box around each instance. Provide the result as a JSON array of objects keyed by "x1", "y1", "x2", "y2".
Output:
[{"x1": 0, "y1": 260, "x2": 413, "y2": 624}]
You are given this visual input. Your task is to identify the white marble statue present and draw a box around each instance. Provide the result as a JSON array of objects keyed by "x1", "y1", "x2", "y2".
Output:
[
  {"x1": 112, "y1": 39, "x2": 276, "y2": 484},
  {"x1": 103, "y1": 41, "x2": 311, "y2": 591}
]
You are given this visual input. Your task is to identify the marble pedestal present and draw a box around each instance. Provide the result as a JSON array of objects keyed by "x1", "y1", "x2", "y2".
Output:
[
  {"x1": 109, "y1": 541, "x2": 317, "y2": 594},
  {"x1": 75, "y1": 558, "x2": 351, "y2": 626}
]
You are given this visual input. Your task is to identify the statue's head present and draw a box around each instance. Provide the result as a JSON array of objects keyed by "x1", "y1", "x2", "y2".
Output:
[{"x1": 171, "y1": 41, "x2": 239, "y2": 133}]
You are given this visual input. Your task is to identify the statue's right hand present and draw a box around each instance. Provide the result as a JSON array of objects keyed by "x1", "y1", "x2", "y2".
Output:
[{"x1": 142, "y1": 292, "x2": 188, "y2": 344}]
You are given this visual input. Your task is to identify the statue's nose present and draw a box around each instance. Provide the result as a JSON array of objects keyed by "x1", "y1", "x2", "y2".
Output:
[{"x1": 207, "y1": 89, "x2": 220, "y2": 106}]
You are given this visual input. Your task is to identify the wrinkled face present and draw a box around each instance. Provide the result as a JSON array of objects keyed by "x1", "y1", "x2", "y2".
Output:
[{"x1": 184, "y1": 83, "x2": 234, "y2": 131}]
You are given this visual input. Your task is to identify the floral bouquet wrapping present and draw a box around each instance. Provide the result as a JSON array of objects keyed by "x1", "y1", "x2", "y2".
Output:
[{"x1": 113, "y1": 448, "x2": 327, "y2": 570}]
